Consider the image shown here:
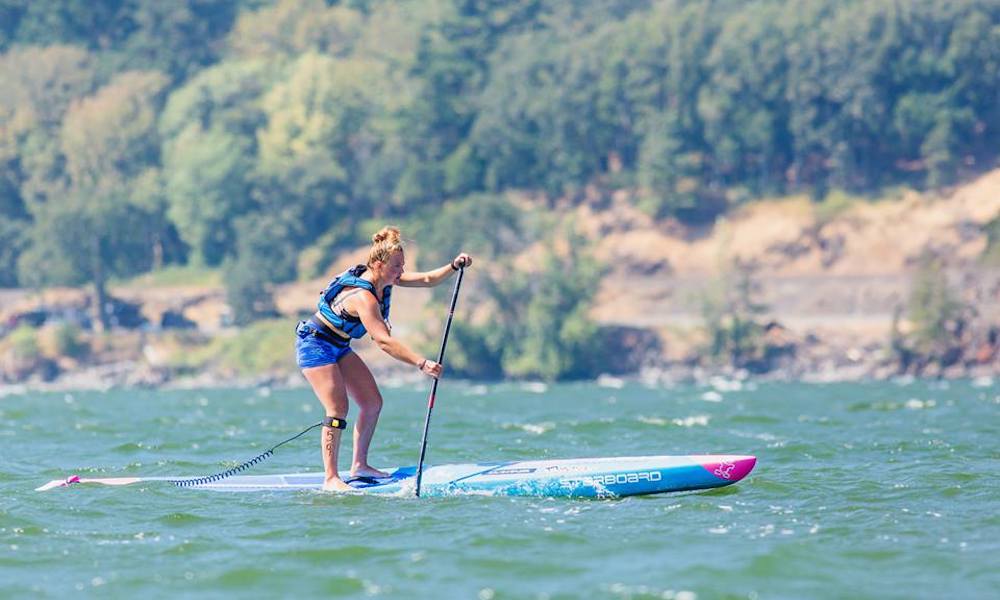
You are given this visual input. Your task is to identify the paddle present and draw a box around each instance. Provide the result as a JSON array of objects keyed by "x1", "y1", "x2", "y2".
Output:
[{"x1": 415, "y1": 258, "x2": 466, "y2": 497}]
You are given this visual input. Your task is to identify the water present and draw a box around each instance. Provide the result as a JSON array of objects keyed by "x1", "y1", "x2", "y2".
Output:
[{"x1": 1, "y1": 379, "x2": 997, "y2": 599}]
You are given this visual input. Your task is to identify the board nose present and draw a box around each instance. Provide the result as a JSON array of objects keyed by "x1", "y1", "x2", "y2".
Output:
[{"x1": 700, "y1": 456, "x2": 756, "y2": 482}]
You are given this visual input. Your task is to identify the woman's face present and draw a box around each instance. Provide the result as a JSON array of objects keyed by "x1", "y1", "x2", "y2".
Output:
[{"x1": 377, "y1": 250, "x2": 405, "y2": 285}]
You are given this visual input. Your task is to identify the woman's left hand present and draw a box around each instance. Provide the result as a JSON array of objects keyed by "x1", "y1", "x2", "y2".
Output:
[{"x1": 451, "y1": 253, "x2": 473, "y2": 270}]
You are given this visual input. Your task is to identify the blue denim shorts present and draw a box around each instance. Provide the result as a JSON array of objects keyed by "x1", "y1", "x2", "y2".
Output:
[{"x1": 295, "y1": 321, "x2": 353, "y2": 368}]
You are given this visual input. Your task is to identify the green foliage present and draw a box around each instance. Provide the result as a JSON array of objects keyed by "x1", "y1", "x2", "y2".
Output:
[
  {"x1": 982, "y1": 215, "x2": 1000, "y2": 266},
  {"x1": 227, "y1": 0, "x2": 364, "y2": 59},
  {"x1": 1, "y1": 1, "x2": 120, "y2": 50},
  {"x1": 439, "y1": 320, "x2": 505, "y2": 380},
  {"x1": 159, "y1": 59, "x2": 274, "y2": 142},
  {"x1": 162, "y1": 127, "x2": 255, "y2": 265},
  {"x1": 157, "y1": 60, "x2": 275, "y2": 266},
  {"x1": 814, "y1": 189, "x2": 862, "y2": 226},
  {"x1": 17, "y1": 188, "x2": 165, "y2": 289},
  {"x1": 6, "y1": 324, "x2": 39, "y2": 361},
  {"x1": 12, "y1": 65, "x2": 177, "y2": 326},
  {"x1": 637, "y1": 112, "x2": 721, "y2": 223},
  {"x1": 112, "y1": 265, "x2": 222, "y2": 288},
  {"x1": 50, "y1": 322, "x2": 86, "y2": 359},
  {"x1": 906, "y1": 253, "x2": 965, "y2": 355},
  {"x1": 407, "y1": 193, "x2": 523, "y2": 269},
  {"x1": 254, "y1": 53, "x2": 395, "y2": 235},
  {"x1": 186, "y1": 319, "x2": 292, "y2": 376},
  {"x1": 495, "y1": 236, "x2": 604, "y2": 381},
  {"x1": 446, "y1": 223, "x2": 605, "y2": 381},
  {"x1": 61, "y1": 70, "x2": 170, "y2": 187},
  {"x1": 106, "y1": 0, "x2": 242, "y2": 79},
  {"x1": 223, "y1": 213, "x2": 299, "y2": 325},
  {"x1": 409, "y1": 202, "x2": 606, "y2": 381},
  {"x1": 2, "y1": 0, "x2": 240, "y2": 78},
  {"x1": 699, "y1": 261, "x2": 770, "y2": 368},
  {"x1": 2, "y1": 0, "x2": 1000, "y2": 377},
  {"x1": 0, "y1": 217, "x2": 26, "y2": 286},
  {"x1": 4, "y1": 0, "x2": 999, "y2": 227},
  {"x1": 0, "y1": 45, "x2": 99, "y2": 214}
]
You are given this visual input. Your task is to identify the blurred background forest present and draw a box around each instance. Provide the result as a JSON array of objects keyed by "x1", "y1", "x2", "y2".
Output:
[{"x1": 1, "y1": 0, "x2": 999, "y2": 384}]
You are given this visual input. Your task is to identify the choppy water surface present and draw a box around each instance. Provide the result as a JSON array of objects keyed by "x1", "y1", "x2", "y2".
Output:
[{"x1": 1, "y1": 379, "x2": 997, "y2": 599}]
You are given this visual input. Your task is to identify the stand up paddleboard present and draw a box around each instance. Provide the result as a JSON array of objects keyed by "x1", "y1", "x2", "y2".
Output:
[{"x1": 37, "y1": 455, "x2": 755, "y2": 498}]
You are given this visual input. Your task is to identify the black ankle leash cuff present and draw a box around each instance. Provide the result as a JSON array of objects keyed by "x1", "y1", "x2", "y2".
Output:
[{"x1": 323, "y1": 416, "x2": 347, "y2": 430}]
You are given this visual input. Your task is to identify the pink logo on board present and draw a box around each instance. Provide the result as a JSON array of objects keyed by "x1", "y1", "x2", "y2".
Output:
[
  {"x1": 700, "y1": 457, "x2": 756, "y2": 482},
  {"x1": 714, "y1": 461, "x2": 736, "y2": 479}
]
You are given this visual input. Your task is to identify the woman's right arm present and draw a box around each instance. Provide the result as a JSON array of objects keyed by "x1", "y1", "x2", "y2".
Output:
[{"x1": 351, "y1": 294, "x2": 443, "y2": 378}]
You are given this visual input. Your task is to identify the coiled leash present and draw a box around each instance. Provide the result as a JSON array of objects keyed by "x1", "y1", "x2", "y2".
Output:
[{"x1": 168, "y1": 420, "x2": 338, "y2": 487}]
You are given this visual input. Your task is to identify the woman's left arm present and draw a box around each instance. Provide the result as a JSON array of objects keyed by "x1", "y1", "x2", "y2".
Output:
[{"x1": 398, "y1": 253, "x2": 473, "y2": 288}]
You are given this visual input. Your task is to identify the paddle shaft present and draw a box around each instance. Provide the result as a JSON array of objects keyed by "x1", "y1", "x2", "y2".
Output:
[{"x1": 415, "y1": 264, "x2": 465, "y2": 497}]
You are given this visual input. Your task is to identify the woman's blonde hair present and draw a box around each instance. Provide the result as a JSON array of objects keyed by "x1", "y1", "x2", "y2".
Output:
[{"x1": 368, "y1": 226, "x2": 404, "y2": 266}]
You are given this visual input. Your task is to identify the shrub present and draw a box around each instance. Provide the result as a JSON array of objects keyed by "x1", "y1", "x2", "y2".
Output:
[
  {"x1": 189, "y1": 319, "x2": 293, "y2": 377},
  {"x1": 7, "y1": 324, "x2": 40, "y2": 361},
  {"x1": 906, "y1": 252, "x2": 966, "y2": 359},
  {"x1": 699, "y1": 260, "x2": 770, "y2": 369},
  {"x1": 36, "y1": 322, "x2": 88, "y2": 359}
]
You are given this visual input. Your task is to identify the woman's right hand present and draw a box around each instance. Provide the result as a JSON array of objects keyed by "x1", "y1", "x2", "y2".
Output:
[{"x1": 419, "y1": 359, "x2": 443, "y2": 378}]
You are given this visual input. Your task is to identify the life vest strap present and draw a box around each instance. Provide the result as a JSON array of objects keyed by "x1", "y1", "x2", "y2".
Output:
[{"x1": 309, "y1": 314, "x2": 351, "y2": 342}]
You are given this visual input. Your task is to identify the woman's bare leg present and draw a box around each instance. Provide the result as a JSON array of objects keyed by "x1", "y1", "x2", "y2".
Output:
[
  {"x1": 301, "y1": 363, "x2": 354, "y2": 491},
  {"x1": 338, "y1": 352, "x2": 389, "y2": 478}
]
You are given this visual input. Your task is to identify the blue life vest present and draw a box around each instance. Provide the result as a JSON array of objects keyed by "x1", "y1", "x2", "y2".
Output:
[{"x1": 316, "y1": 265, "x2": 392, "y2": 339}]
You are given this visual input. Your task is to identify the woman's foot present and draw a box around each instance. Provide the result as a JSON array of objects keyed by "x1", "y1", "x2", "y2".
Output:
[
  {"x1": 322, "y1": 477, "x2": 356, "y2": 492},
  {"x1": 350, "y1": 465, "x2": 390, "y2": 479}
]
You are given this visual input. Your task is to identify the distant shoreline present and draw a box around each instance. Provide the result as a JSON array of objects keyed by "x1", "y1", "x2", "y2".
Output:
[{"x1": 2, "y1": 355, "x2": 995, "y2": 397}]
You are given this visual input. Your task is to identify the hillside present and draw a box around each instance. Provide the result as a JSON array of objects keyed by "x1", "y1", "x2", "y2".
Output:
[
  {"x1": 585, "y1": 170, "x2": 1000, "y2": 340},
  {"x1": 281, "y1": 170, "x2": 1000, "y2": 379},
  {"x1": 6, "y1": 169, "x2": 997, "y2": 387}
]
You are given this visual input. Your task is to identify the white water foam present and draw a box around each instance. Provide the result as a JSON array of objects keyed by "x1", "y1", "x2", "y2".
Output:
[
  {"x1": 520, "y1": 382, "x2": 548, "y2": 394},
  {"x1": 700, "y1": 391, "x2": 723, "y2": 402},
  {"x1": 597, "y1": 374, "x2": 626, "y2": 389},
  {"x1": 502, "y1": 422, "x2": 555, "y2": 435},
  {"x1": 672, "y1": 415, "x2": 711, "y2": 427},
  {"x1": 971, "y1": 376, "x2": 994, "y2": 388}
]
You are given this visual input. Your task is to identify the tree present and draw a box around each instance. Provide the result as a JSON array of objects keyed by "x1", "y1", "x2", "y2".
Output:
[
  {"x1": 700, "y1": 258, "x2": 770, "y2": 369},
  {"x1": 227, "y1": 0, "x2": 364, "y2": 59},
  {"x1": 157, "y1": 59, "x2": 273, "y2": 265},
  {"x1": 16, "y1": 69, "x2": 173, "y2": 329},
  {"x1": 255, "y1": 53, "x2": 394, "y2": 238},
  {"x1": 398, "y1": 0, "x2": 542, "y2": 204},
  {"x1": 637, "y1": 110, "x2": 722, "y2": 223},
  {"x1": 60, "y1": 70, "x2": 169, "y2": 187},
  {"x1": 906, "y1": 252, "x2": 966, "y2": 359},
  {"x1": 223, "y1": 212, "x2": 299, "y2": 325},
  {"x1": 1, "y1": 0, "x2": 121, "y2": 50},
  {"x1": 495, "y1": 230, "x2": 605, "y2": 380},
  {"x1": 17, "y1": 188, "x2": 163, "y2": 330},
  {"x1": 2, "y1": 0, "x2": 239, "y2": 79},
  {"x1": 109, "y1": 0, "x2": 241, "y2": 80},
  {"x1": 162, "y1": 127, "x2": 255, "y2": 266},
  {"x1": 159, "y1": 59, "x2": 274, "y2": 142},
  {"x1": 0, "y1": 217, "x2": 25, "y2": 286},
  {"x1": 0, "y1": 45, "x2": 99, "y2": 210}
]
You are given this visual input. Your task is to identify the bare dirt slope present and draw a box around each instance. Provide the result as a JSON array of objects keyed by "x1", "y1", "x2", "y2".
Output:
[{"x1": 579, "y1": 170, "x2": 1000, "y2": 349}]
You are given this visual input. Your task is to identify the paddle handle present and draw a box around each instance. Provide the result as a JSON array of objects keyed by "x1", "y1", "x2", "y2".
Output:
[{"x1": 415, "y1": 263, "x2": 465, "y2": 497}]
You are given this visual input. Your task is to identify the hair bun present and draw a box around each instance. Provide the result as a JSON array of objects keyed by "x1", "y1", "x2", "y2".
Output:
[
  {"x1": 372, "y1": 226, "x2": 401, "y2": 245},
  {"x1": 367, "y1": 226, "x2": 404, "y2": 266}
]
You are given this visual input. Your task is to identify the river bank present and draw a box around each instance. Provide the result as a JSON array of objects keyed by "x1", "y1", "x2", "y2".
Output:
[{"x1": 1, "y1": 339, "x2": 996, "y2": 397}]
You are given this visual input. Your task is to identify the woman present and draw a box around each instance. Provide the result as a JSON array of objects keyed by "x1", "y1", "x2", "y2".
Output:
[{"x1": 295, "y1": 226, "x2": 472, "y2": 491}]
